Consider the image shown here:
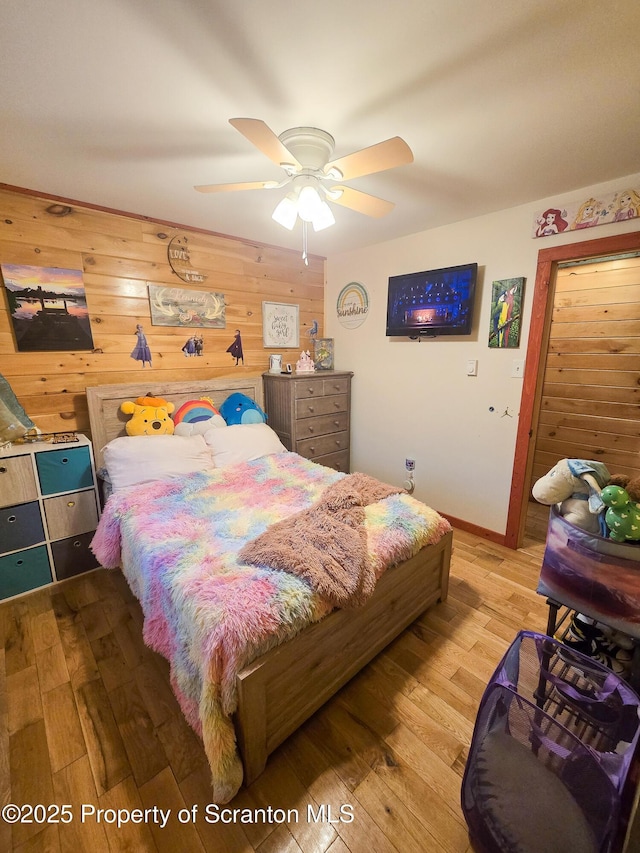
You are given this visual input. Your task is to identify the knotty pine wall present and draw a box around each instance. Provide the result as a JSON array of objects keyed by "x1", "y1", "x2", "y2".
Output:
[
  {"x1": 0, "y1": 186, "x2": 325, "y2": 439},
  {"x1": 531, "y1": 254, "x2": 640, "y2": 485}
]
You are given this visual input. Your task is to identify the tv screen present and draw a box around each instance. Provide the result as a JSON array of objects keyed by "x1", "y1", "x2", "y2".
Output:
[{"x1": 386, "y1": 262, "x2": 478, "y2": 338}]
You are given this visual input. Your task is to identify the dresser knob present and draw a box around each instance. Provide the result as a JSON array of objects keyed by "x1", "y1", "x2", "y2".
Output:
[
  {"x1": 309, "y1": 446, "x2": 315, "y2": 453},
  {"x1": 67, "y1": 501, "x2": 76, "y2": 508},
  {"x1": 73, "y1": 540, "x2": 82, "y2": 548},
  {"x1": 333, "y1": 420, "x2": 340, "y2": 427},
  {"x1": 308, "y1": 426, "x2": 314, "y2": 433},
  {"x1": 0, "y1": 466, "x2": 6, "y2": 474},
  {"x1": 307, "y1": 406, "x2": 314, "y2": 413},
  {"x1": 8, "y1": 515, "x2": 16, "y2": 523},
  {"x1": 61, "y1": 457, "x2": 69, "y2": 464},
  {"x1": 335, "y1": 440, "x2": 341, "y2": 446}
]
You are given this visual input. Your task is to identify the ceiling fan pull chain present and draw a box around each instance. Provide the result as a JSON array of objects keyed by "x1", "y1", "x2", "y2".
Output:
[{"x1": 302, "y1": 220, "x2": 309, "y2": 265}]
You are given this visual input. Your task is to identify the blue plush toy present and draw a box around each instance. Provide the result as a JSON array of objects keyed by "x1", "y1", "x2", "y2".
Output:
[{"x1": 219, "y1": 392, "x2": 267, "y2": 425}]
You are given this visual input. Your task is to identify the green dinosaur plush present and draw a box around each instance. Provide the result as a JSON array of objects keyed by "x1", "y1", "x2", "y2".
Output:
[{"x1": 601, "y1": 484, "x2": 640, "y2": 542}]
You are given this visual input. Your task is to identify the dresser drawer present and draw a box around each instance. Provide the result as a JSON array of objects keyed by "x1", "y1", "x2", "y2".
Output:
[
  {"x1": 294, "y1": 379, "x2": 325, "y2": 400},
  {"x1": 0, "y1": 546, "x2": 52, "y2": 600},
  {"x1": 296, "y1": 411, "x2": 349, "y2": 439},
  {"x1": 0, "y1": 455, "x2": 38, "y2": 508},
  {"x1": 36, "y1": 445, "x2": 93, "y2": 495},
  {"x1": 0, "y1": 501, "x2": 45, "y2": 552},
  {"x1": 44, "y1": 490, "x2": 99, "y2": 540},
  {"x1": 295, "y1": 394, "x2": 348, "y2": 420},
  {"x1": 51, "y1": 531, "x2": 100, "y2": 580},
  {"x1": 296, "y1": 431, "x2": 349, "y2": 460},
  {"x1": 321, "y1": 377, "x2": 350, "y2": 397},
  {"x1": 314, "y1": 449, "x2": 350, "y2": 473}
]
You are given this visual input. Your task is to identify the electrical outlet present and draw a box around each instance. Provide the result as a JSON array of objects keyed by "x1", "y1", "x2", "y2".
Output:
[{"x1": 405, "y1": 458, "x2": 415, "y2": 471}]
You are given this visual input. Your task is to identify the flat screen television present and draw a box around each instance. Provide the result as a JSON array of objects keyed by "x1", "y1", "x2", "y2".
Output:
[{"x1": 386, "y1": 262, "x2": 478, "y2": 338}]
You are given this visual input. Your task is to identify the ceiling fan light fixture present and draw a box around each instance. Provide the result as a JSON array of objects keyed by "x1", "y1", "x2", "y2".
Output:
[
  {"x1": 272, "y1": 195, "x2": 298, "y2": 230},
  {"x1": 312, "y1": 200, "x2": 336, "y2": 232},
  {"x1": 297, "y1": 185, "x2": 324, "y2": 223}
]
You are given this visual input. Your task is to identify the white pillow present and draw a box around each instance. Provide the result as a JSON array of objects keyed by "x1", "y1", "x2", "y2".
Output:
[
  {"x1": 103, "y1": 434, "x2": 214, "y2": 491},
  {"x1": 203, "y1": 423, "x2": 287, "y2": 468}
]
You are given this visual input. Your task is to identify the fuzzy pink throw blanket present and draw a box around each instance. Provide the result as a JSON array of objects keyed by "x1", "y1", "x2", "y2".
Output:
[{"x1": 238, "y1": 472, "x2": 401, "y2": 607}]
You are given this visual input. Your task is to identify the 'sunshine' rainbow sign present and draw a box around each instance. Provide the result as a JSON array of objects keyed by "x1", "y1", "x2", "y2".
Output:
[{"x1": 336, "y1": 281, "x2": 369, "y2": 329}]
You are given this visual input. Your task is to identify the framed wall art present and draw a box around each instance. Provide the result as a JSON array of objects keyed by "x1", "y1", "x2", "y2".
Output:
[
  {"x1": 262, "y1": 302, "x2": 299, "y2": 348},
  {"x1": 313, "y1": 338, "x2": 334, "y2": 370},
  {"x1": 148, "y1": 284, "x2": 225, "y2": 328},
  {"x1": 1, "y1": 263, "x2": 94, "y2": 352},
  {"x1": 488, "y1": 277, "x2": 525, "y2": 348}
]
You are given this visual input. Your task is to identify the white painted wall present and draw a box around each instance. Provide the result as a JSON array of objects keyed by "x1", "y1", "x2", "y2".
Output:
[{"x1": 325, "y1": 172, "x2": 640, "y2": 535}]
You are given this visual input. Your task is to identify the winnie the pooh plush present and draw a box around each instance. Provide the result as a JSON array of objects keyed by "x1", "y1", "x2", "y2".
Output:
[{"x1": 120, "y1": 395, "x2": 175, "y2": 436}]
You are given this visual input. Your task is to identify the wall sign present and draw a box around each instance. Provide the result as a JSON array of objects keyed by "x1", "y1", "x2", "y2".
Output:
[
  {"x1": 262, "y1": 302, "x2": 299, "y2": 348},
  {"x1": 167, "y1": 235, "x2": 208, "y2": 282},
  {"x1": 336, "y1": 281, "x2": 369, "y2": 329},
  {"x1": 532, "y1": 186, "x2": 640, "y2": 238},
  {"x1": 148, "y1": 284, "x2": 225, "y2": 328}
]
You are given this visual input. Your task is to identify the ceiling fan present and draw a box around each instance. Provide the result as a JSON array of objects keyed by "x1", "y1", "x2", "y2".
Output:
[{"x1": 195, "y1": 118, "x2": 413, "y2": 240}]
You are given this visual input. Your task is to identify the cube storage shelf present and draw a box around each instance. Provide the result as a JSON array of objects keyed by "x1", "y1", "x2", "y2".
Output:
[{"x1": 0, "y1": 435, "x2": 101, "y2": 600}]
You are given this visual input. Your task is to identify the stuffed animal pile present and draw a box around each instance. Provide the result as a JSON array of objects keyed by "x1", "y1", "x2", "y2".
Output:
[
  {"x1": 120, "y1": 391, "x2": 267, "y2": 437},
  {"x1": 532, "y1": 457, "x2": 639, "y2": 675}
]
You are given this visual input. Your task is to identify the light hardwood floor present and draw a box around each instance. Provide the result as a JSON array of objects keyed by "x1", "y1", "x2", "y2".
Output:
[{"x1": 0, "y1": 512, "x2": 617, "y2": 852}]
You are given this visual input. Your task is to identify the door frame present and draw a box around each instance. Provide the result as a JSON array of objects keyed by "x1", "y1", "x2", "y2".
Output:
[{"x1": 504, "y1": 229, "x2": 640, "y2": 549}]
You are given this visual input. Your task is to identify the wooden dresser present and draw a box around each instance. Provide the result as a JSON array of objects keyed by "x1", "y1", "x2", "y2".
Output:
[{"x1": 263, "y1": 370, "x2": 353, "y2": 472}]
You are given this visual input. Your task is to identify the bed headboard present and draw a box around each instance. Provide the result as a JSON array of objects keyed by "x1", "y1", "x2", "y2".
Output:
[{"x1": 86, "y1": 375, "x2": 264, "y2": 470}]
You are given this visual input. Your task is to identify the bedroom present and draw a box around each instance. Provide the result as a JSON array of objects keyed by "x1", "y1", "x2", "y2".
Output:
[{"x1": 1, "y1": 1, "x2": 640, "y2": 851}]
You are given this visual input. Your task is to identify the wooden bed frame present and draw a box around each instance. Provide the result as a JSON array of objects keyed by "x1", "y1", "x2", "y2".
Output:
[{"x1": 86, "y1": 376, "x2": 453, "y2": 786}]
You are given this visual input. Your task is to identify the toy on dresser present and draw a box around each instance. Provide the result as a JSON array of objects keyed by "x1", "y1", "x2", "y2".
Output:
[{"x1": 295, "y1": 350, "x2": 315, "y2": 373}]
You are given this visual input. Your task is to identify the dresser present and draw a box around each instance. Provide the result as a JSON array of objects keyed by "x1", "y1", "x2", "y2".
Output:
[
  {"x1": 0, "y1": 435, "x2": 101, "y2": 600},
  {"x1": 263, "y1": 370, "x2": 353, "y2": 472}
]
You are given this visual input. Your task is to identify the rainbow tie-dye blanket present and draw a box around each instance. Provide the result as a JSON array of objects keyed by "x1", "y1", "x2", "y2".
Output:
[{"x1": 91, "y1": 452, "x2": 451, "y2": 802}]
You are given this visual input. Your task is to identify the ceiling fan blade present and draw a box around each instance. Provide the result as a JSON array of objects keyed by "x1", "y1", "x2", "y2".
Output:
[
  {"x1": 229, "y1": 118, "x2": 302, "y2": 170},
  {"x1": 194, "y1": 180, "x2": 279, "y2": 193},
  {"x1": 325, "y1": 137, "x2": 413, "y2": 180},
  {"x1": 328, "y1": 186, "x2": 395, "y2": 218}
]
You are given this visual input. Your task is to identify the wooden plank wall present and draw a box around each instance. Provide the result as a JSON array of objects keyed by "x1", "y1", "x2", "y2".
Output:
[
  {"x1": 0, "y1": 187, "x2": 325, "y2": 438},
  {"x1": 532, "y1": 254, "x2": 640, "y2": 485}
]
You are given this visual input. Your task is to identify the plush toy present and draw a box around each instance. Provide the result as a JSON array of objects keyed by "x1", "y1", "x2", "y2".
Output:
[
  {"x1": 601, "y1": 480, "x2": 640, "y2": 542},
  {"x1": 531, "y1": 458, "x2": 610, "y2": 533},
  {"x1": 120, "y1": 395, "x2": 175, "y2": 436},
  {"x1": 172, "y1": 397, "x2": 226, "y2": 436},
  {"x1": 219, "y1": 392, "x2": 266, "y2": 425}
]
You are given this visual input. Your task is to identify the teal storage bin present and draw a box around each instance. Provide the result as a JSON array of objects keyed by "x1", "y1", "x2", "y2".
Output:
[
  {"x1": 0, "y1": 546, "x2": 52, "y2": 599},
  {"x1": 36, "y1": 446, "x2": 93, "y2": 495}
]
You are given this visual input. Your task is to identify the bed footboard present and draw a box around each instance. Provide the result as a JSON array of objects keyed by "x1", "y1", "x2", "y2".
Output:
[{"x1": 234, "y1": 529, "x2": 453, "y2": 784}]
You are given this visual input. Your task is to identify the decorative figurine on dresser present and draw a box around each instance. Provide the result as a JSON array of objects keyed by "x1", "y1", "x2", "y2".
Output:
[
  {"x1": 263, "y1": 370, "x2": 353, "y2": 473},
  {"x1": 0, "y1": 435, "x2": 101, "y2": 599}
]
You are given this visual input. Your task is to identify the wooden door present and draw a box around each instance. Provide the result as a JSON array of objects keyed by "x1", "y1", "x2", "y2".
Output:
[
  {"x1": 530, "y1": 254, "x2": 640, "y2": 490},
  {"x1": 506, "y1": 230, "x2": 640, "y2": 550}
]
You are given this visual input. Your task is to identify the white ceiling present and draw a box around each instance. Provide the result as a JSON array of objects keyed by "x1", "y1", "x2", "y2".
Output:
[{"x1": 2, "y1": 0, "x2": 640, "y2": 257}]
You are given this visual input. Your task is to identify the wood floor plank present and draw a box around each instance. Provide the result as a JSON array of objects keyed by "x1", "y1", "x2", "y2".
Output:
[
  {"x1": 9, "y1": 720, "x2": 54, "y2": 846},
  {"x1": 74, "y1": 678, "x2": 132, "y2": 797},
  {"x1": 97, "y1": 774, "x2": 158, "y2": 852},
  {"x1": 0, "y1": 647, "x2": 11, "y2": 853},
  {"x1": 41, "y1": 681, "x2": 86, "y2": 774},
  {"x1": 51, "y1": 754, "x2": 109, "y2": 853},
  {"x1": 138, "y1": 766, "x2": 206, "y2": 853},
  {"x1": 36, "y1": 642, "x2": 70, "y2": 694},
  {"x1": 7, "y1": 666, "x2": 42, "y2": 735}
]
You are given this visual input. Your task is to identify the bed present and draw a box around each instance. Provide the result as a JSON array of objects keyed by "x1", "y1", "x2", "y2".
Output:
[{"x1": 87, "y1": 376, "x2": 453, "y2": 802}]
